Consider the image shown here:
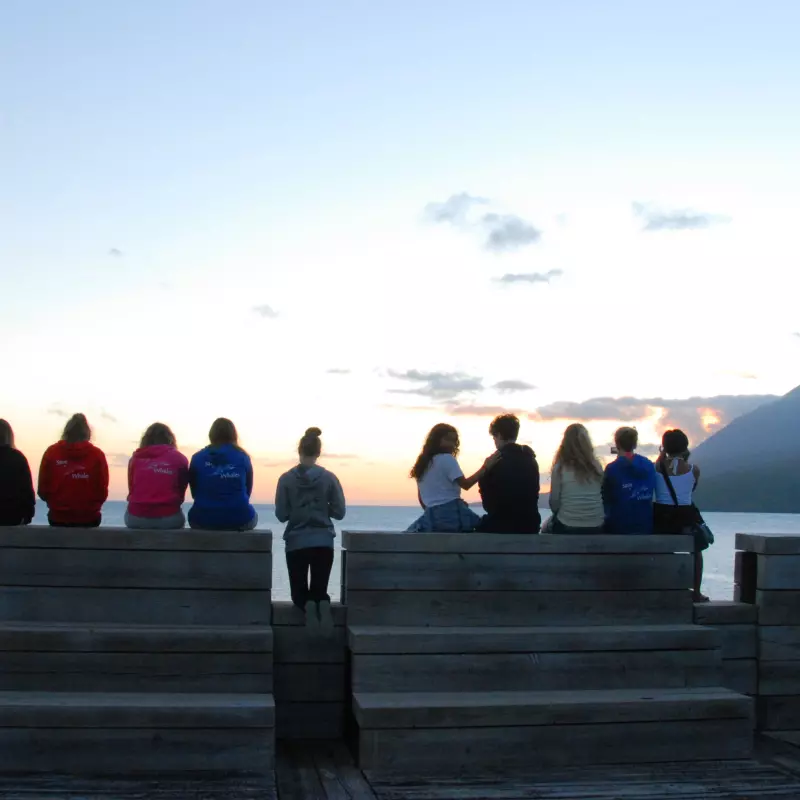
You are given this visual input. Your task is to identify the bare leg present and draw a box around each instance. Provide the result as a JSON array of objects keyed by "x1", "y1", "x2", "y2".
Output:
[{"x1": 694, "y1": 551, "x2": 709, "y2": 602}]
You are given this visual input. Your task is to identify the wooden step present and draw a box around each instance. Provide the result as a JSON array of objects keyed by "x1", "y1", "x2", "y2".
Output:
[
  {"x1": 0, "y1": 691, "x2": 274, "y2": 774},
  {"x1": 0, "y1": 623, "x2": 273, "y2": 693},
  {"x1": 353, "y1": 688, "x2": 754, "y2": 774},
  {"x1": 349, "y1": 625, "x2": 721, "y2": 692}
]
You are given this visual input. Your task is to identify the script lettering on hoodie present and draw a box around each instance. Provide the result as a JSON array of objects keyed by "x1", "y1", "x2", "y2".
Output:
[
  {"x1": 148, "y1": 463, "x2": 175, "y2": 476},
  {"x1": 206, "y1": 461, "x2": 241, "y2": 480}
]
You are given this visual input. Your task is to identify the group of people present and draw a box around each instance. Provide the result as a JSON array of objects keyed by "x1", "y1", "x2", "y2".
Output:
[
  {"x1": 0, "y1": 415, "x2": 345, "y2": 628},
  {"x1": 407, "y1": 415, "x2": 711, "y2": 601}
]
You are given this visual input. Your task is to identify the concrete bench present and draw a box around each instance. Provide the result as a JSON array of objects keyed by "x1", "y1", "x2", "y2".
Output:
[{"x1": 0, "y1": 526, "x2": 274, "y2": 776}]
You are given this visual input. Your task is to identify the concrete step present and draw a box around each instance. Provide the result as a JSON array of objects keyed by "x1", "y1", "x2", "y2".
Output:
[
  {"x1": 350, "y1": 625, "x2": 722, "y2": 692},
  {"x1": 353, "y1": 687, "x2": 754, "y2": 774},
  {"x1": 0, "y1": 691, "x2": 274, "y2": 774},
  {"x1": 0, "y1": 623, "x2": 273, "y2": 693}
]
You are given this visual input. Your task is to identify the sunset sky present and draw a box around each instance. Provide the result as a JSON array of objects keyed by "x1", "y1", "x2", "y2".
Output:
[{"x1": 1, "y1": 1, "x2": 799, "y2": 504}]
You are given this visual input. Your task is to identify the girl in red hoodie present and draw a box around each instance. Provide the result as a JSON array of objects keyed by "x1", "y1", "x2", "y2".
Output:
[
  {"x1": 125, "y1": 422, "x2": 189, "y2": 529},
  {"x1": 38, "y1": 414, "x2": 109, "y2": 527}
]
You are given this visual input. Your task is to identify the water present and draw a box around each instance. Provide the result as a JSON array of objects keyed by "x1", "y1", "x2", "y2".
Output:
[{"x1": 32, "y1": 503, "x2": 800, "y2": 602}]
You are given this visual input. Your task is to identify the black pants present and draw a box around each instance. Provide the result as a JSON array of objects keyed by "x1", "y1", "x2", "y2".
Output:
[
  {"x1": 48, "y1": 514, "x2": 101, "y2": 528},
  {"x1": 286, "y1": 547, "x2": 334, "y2": 609}
]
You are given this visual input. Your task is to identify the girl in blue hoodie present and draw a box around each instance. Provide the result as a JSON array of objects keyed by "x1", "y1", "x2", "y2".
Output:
[
  {"x1": 275, "y1": 428, "x2": 346, "y2": 629},
  {"x1": 188, "y1": 418, "x2": 257, "y2": 531}
]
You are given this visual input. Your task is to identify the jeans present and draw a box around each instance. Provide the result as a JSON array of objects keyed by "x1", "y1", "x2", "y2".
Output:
[
  {"x1": 286, "y1": 546, "x2": 334, "y2": 609},
  {"x1": 189, "y1": 511, "x2": 258, "y2": 532},
  {"x1": 124, "y1": 510, "x2": 186, "y2": 530}
]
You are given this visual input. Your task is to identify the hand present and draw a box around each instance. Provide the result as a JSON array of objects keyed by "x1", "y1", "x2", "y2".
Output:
[{"x1": 483, "y1": 451, "x2": 502, "y2": 472}]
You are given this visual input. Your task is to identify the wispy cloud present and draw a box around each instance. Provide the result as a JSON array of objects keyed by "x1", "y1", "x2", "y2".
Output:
[
  {"x1": 632, "y1": 202, "x2": 730, "y2": 232},
  {"x1": 493, "y1": 380, "x2": 536, "y2": 393},
  {"x1": 793, "y1": 332, "x2": 800, "y2": 339},
  {"x1": 325, "y1": 453, "x2": 359, "y2": 461},
  {"x1": 100, "y1": 409, "x2": 117, "y2": 423},
  {"x1": 482, "y1": 213, "x2": 541, "y2": 252},
  {"x1": 108, "y1": 248, "x2": 123, "y2": 257},
  {"x1": 47, "y1": 405, "x2": 70, "y2": 418},
  {"x1": 327, "y1": 368, "x2": 351, "y2": 375},
  {"x1": 388, "y1": 369, "x2": 483, "y2": 402},
  {"x1": 423, "y1": 192, "x2": 488, "y2": 225},
  {"x1": 252, "y1": 305, "x2": 279, "y2": 319},
  {"x1": 447, "y1": 404, "x2": 527, "y2": 418},
  {"x1": 107, "y1": 453, "x2": 130, "y2": 468},
  {"x1": 495, "y1": 269, "x2": 563, "y2": 285}
]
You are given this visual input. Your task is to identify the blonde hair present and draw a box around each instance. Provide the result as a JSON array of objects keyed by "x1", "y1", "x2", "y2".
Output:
[
  {"x1": 552, "y1": 423, "x2": 603, "y2": 483},
  {"x1": 61, "y1": 413, "x2": 91, "y2": 443}
]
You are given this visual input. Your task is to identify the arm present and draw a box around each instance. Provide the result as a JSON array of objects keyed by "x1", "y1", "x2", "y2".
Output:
[
  {"x1": 549, "y1": 466, "x2": 562, "y2": 513},
  {"x1": 20, "y1": 454, "x2": 35, "y2": 523},
  {"x1": 188, "y1": 458, "x2": 198, "y2": 499},
  {"x1": 177, "y1": 455, "x2": 190, "y2": 503},
  {"x1": 601, "y1": 465, "x2": 613, "y2": 519},
  {"x1": 245, "y1": 458, "x2": 254, "y2": 499},
  {"x1": 274, "y1": 476, "x2": 290, "y2": 523},
  {"x1": 127, "y1": 457, "x2": 134, "y2": 500},
  {"x1": 96, "y1": 452, "x2": 109, "y2": 504},
  {"x1": 37, "y1": 449, "x2": 51, "y2": 502},
  {"x1": 456, "y1": 451, "x2": 501, "y2": 491},
  {"x1": 328, "y1": 475, "x2": 346, "y2": 521},
  {"x1": 692, "y1": 463, "x2": 701, "y2": 490},
  {"x1": 417, "y1": 486, "x2": 425, "y2": 510}
]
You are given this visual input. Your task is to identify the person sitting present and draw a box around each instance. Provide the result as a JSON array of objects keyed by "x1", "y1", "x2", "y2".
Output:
[
  {"x1": 188, "y1": 418, "x2": 257, "y2": 531},
  {"x1": 275, "y1": 427, "x2": 346, "y2": 629},
  {"x1": 548, "y1": 423, "x2": 605, "y2": 533},
  {"x1": 653, "y1": 429, "x2": 709, "y2": 602},
  {"x1": 0, "y1": 420, "x2": 35, "y2": 526},
  {"x1": 602, "y1": 426, "x2": 657, "y2": 534},
  {"x1": 476, "y1": 413, "x2": 541, "y2": 533},
  {"x1": 38, "y1": 413, "x2": 109, "y2": 528},
  {"x1": 407, "y1": 423, "x2": 499, "y2": 532},
  {"x1": 125, "y1": 423, "x2": 189, "y2": 530}
]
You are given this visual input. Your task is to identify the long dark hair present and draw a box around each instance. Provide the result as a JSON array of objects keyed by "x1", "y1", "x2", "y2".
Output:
[
  {"x1": 140, "y1": 422, "x2": 176, "y2": 448},
  {"x1": 298, "y1": 427, "x2": 322, "y2": 458},
  {"x1": 208, "y1": 417, "x2": 247, "y2": 453},
  {"x1": 61, "y1": 413, "x2": 91, "y2": 443},
  {"x1": 0, "y1": 419, "x2": 14, "y2": 448},
  {"x1": 410, "y1": 423, "x2": 459, "y2": 481}
]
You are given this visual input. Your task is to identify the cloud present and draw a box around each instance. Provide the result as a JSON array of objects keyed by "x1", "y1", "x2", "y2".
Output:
[
  {"x1": 47, "y1": 405, "x2": 70, "y2": 418},
  {"x1": 108, "y1": 248, "x2": 123, "y2": 257},
  {"x1": 100, "y1": 410, "x2": 117, "y2": 423},
  {"x1": 596, "y1": 441, "x2": 661, "y2": 458},
  {"x1": 531, "y1": 394, "x2": 778, "y2": 445},
  {"x1": 262, "y1": 458, "x2": 297, "y2": 469},
  {"x1": 632, "y1": 202, "x2": 730, "y2": 232},
  {"x1": 793, "y1": 332, "x2": 800, "y2": 339},
  {"x1": 423, "y1": 192, "x2": 488, "y2": 225},
  {"x1": 325, "y1": 453, "x2": 359, "y2": 461},
  {"x1": 493, "y1": 380, "x2": 536, "y2": 393},
  {"x1": 447, "y1": 404, "x2": 527, "y2": 418},
  {"x1": 327, "y1": 368, "x2": 351, "y2": 375},
  {"x1": 252, "y1": 305, "x2": 279, "y2": 319},
  {"x1": 482, "y1": 213, "x2": 541, "y2": 252},
  {"x1": 496, "y1": 269, "x2": 562, "y2": 285},
  {"x1": 107, "y1": 453, "x2": 130, "y2": 468},
  {"x1": 388, "y1": 369, "x2": 483, "y2": 401}
]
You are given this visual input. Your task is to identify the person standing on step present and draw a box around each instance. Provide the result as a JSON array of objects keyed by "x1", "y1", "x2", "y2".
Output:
[
  {"x1": 0, "y1": 420, "x2": 36, "y2": 526},
  {"x1": 275, "y1": 428, "x2": 346, "y2": 630},
  {"x1": 38, "y1": 413, "x2": 109, "y2": 528}
]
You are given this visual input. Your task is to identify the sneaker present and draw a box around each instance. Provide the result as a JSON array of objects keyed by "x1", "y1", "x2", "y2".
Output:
[
  {"x1": 317, "y1": 599, "x2": 334, "y2": 630},
  {"x1": 304, "y1": 602, "x2": 320, "y2": 630}
]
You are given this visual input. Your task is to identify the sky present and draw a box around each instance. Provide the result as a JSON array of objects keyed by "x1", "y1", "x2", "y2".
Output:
[{"x1": 1, "y1": 0, "x2": 799, "y2": 504}]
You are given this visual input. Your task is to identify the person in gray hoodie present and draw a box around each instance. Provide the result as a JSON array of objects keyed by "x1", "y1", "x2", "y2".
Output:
[{"x1": 275, "y1": 427, "x2": 346, "y2": 629}]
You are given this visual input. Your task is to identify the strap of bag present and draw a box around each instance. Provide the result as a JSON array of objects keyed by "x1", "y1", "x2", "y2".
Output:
[{"x1": 659, "y1": 460, "x2": 680, "y2": 507}]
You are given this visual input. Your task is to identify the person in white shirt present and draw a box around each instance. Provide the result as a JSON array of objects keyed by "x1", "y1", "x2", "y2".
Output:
[{"x1": 407, "y1": 423, "x2": 499, "y2": 532}]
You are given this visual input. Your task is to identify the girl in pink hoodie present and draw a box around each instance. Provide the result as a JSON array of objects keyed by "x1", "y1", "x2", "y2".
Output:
[{"x1": 125, "y1": 423, "x2": 189, "y2": 529}]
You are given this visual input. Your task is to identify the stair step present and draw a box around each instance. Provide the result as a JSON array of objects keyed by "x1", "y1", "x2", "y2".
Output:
[
  {"x1": 0, "y1": 691, "x2": 274, "y2": 775},
  {"x1": 354, "y1": 688, "x2": 754, "y2": 773}
]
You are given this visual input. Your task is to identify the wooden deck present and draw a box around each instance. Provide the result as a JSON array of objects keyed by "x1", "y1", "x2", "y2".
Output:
[{"x1": 3, "y1": 737, "x2": 800, "y2": 799}]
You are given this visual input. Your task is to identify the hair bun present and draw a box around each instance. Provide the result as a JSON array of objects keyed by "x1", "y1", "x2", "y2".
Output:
[{"x1": 305, "y1": 427, "x2": 322, "y2": 438}]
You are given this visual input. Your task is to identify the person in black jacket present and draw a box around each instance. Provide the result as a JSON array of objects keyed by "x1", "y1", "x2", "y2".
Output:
[
  {"x1": 0, "y1": 420, "x2": 35, "y2": 526},
  {"x1": 476, "y1": 414, "x2": 541, "y2": 533}
]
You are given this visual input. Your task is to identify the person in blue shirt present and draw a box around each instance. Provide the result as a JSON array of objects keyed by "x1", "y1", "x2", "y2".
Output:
[
  {"x1": 188, "y1": 418, "x2": 257, "y2": 531},
  {"x1": 602, "y1": 426, "x2": 656, "y2": 534}
]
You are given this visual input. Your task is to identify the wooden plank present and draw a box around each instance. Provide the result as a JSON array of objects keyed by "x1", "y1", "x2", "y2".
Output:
[
  {"x1": 348, "y1": 624, "x2": 718, "y2": 655},
  {"x1": 756, "y1": 591, "x2": 800, "y2": 625},
  {"x1": 343, "y1": 532, "x2": 693, "y2": 554},
  {"x1": 759, "y1": 696, "x2": 800, "y2": 730},
  {"x1": 759, "y1": 555, "x2": 800, "y2": 590},
  {"x1": 345, "y1": 553, "x2": 692, "y2": 592},
  {"x1": 0, "y1": 691, "x2": 275, "y2": 727},
  {"x1": 357, "y1": 718, "x2": 753, "y2": 773},
  {"x1": 274, "y1": 664, "x2": 346, "y2": 702},
  {"x1": 0, "y1": 526, "x2": 272, "y2": 552},
  {"x1": 0, "y1": 549, "x2": 271, "y2": 590},
  {"x1": 759, "y1": 662, "x2": 800, "y2": 696},
  {"x1": 693, "y1": 600, "x2": 758, "y2": 625},
  {"x1": 346, "y1": 590, "x2": 694, "y2": 627},
  {"x1": 0, "y1": 652, "x2": 273, "y2": 693},
  {"x1": 722, "y1": 659, "x2": 757, "y2": 695},
  {"x1": 273, "y1": 625, "x2": 346, "y2": 664},
  {"x1": 272, "y1": 600, "x2": 347, "y2": 627},
  {"x1": 275, "y1": 702, "x2": 345, "y2": 740},
  {"x1": 353, "y1": 687, "x2": 752, "y2": 729},
  {"x1": 0, "y1": 622, "x2": 273, "y2": 653},
  {"x1": 0, "y1": 728, "x2": 274, "y2": 774},
  {"x1": 351, "y1": 650, "x2": 719, "y2": 693},
  {"x1": 0, "y1": 587, "x2": 271, "y2": 625},
  {"x1": 737, "y1": 534, "x2": 800, "y2": 555},
  {"x1": 329, "y1": 740, "x2": 378, "y2": 799}
]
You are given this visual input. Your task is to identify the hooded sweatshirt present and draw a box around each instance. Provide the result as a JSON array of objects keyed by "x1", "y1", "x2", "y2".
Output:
[
  {"x1": 602, "y1": 453, "x2": 657, "y2": 534},
  {"x1": 275, "y1": 464, "x2": 346, "y2": 551},
  {"x1": 477, "y1": 443, "x2": 541, "y2": 533},
  {"x1": 188, "y1": 443, "x2": 255, "y2": 529},
  {"x1": 38, "y1": 441, "x2": 109, "y2": 524},
  {"x1": 127, "y1": 445, "x2": 189, "y2": 518},
  {"x1": 0, "y1": 445, "x2": 36, "y2": 525}
]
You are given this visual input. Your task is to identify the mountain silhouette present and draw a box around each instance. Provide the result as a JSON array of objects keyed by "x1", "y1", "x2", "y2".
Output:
[{"x1": 693, "y1": 384, "x2": 800, "y2": 512}]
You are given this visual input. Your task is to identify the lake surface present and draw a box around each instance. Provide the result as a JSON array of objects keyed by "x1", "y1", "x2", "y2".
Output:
[{"x1": 31, "y1": 503, "x2": 800, "y2": 602}]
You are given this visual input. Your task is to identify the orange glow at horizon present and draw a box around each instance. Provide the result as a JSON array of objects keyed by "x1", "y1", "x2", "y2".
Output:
[{"x1": 699, "y1": 407, "x2": 722, "y2": 432}]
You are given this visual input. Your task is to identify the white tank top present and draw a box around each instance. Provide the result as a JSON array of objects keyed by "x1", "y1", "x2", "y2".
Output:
[{"x1": 655, "y1": 459, "x2": 696, "y2": 506}]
